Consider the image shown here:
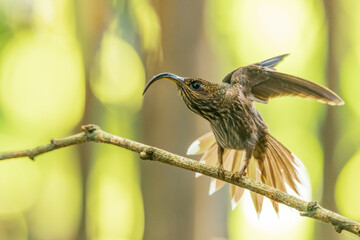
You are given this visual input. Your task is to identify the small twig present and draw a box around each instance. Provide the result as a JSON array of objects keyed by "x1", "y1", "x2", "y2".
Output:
[{"x1": 0, "y1": 124, "x2": 359, "y2": 237}]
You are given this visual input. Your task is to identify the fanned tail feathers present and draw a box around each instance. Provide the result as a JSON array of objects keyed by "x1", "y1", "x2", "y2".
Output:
[{"x1": 187, "y1": 132, "x2": 311, "y2": 214}]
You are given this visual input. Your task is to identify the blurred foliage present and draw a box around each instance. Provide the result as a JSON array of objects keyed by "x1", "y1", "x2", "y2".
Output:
[
  {"x1": 335, "y1": 150, "x2": 360, "y2": 220},
  {"x1": 0, "y1": 0, "x2": 159, "y2": 239},
  {"x1": 0, "y1": 0, "x2": 359, "y2": 239},
  {"x1": 91, "y1": 23, "x2": 145, "y2": 109}
]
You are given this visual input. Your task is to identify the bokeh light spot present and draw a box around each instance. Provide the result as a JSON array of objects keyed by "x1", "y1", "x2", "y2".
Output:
[
  {"x1": 0, "y1": 31, "x2": 85, "y2": 134},
  {"x1": 91, "y1": 30, "x2": 145, "y2": 110},
  {"x1": 335, "y1": 150, "x2": 360, "y2": 221}
]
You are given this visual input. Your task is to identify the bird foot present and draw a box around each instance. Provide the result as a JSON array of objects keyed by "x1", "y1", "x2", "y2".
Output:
[
  {"x1": 230, "y1": 172, "x2": 241, "y2": 181},
  {"x1": 238, "y1": 164, "x2": 248, "y2": 176},
  {"x1": 217, "y1": 164, "x2": 225, "y2": 179}
]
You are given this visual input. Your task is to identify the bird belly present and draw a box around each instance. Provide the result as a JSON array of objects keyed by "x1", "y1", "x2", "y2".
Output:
[
  {"x1": 210, "y1": 119, "x2": 253, "y2": 150},
  {"x1": 209, "y1": 94, "x2": 266, "y2": 151}
]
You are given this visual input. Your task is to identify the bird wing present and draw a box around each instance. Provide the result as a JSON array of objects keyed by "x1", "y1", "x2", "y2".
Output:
[
  {"x1": 223, "y1": 55, "x2": 344, "y2": 105},
  {"x1": 257, "y1": 53, "x2": 289, "y2": 69}
]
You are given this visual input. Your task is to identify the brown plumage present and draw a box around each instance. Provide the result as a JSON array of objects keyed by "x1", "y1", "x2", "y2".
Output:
[{"x1": 143, "y1": 54, "x2": 344, "y2": 214}]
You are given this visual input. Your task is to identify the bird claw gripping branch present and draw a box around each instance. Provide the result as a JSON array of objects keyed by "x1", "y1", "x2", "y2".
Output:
[{"x1": 143, "y1": 54, "x2": 344, "y2": 214}]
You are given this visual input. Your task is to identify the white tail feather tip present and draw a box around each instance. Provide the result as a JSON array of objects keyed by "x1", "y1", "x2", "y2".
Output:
[
  {"x1": 187, "y1": 140, "x2": 200, "y2": 155},
  {"x1": 195, "y1": 172, "x2": 202, "y2": 178},
  {"x1": 209, "y1": 180, "x2": 216, "y2": 195},
  {"x1": 231, "y1": 198, "x2": 238, "y2": 210},
  {"x1": 291, "y1": 153, "x2": 312, "y2": 201}
]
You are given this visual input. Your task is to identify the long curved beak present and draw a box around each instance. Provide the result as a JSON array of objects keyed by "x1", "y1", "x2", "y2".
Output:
[{"x1": 143, "y1": 72, "x2": 185, "y2": 95}]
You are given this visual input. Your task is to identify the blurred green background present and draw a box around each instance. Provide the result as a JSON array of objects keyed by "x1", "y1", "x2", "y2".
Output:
[{"x1": 0, "y1": 0, "x2": 359, "y2": 239}]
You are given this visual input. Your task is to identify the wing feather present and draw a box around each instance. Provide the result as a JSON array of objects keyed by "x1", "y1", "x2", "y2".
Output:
[
  {"x1": 223, "y1": 55, "x2": 344, "y2": 105},
  {"x1": 250, "y1": 71, "x2": 344, "y2": 105}
]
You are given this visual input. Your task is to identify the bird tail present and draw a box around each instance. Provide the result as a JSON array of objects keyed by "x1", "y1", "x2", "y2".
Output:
[{"x1": 187, "y1": 132, "x2": 311, "y2": 214}]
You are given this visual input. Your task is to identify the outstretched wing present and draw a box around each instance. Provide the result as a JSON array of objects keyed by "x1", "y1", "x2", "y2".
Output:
[
  {"x1": 248, "y1": 70, "x2": 344, "y2": 105},
  {"x1": 223, "y1": 55, "x2": 344, "y2": 105}
]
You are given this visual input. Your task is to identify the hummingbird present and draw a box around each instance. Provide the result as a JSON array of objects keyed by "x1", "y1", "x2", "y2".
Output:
[{"x1": 142, "y1": 54, "x2": 343, "y2": 213}]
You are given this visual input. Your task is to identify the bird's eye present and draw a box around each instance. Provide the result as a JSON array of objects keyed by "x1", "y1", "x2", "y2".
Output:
[{"x1": 190, "y1": 81, "x2": 201, "y2": 90}]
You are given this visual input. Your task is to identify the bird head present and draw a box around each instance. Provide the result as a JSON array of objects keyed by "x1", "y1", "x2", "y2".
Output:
[{"x1": 143, "y1": 72, "x2": 227, "y2": 121}]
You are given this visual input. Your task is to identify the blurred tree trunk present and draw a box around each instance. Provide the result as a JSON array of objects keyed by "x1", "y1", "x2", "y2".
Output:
[
  {"x1": 141, "y1": 1, "x2": 227, "y2": 239},
  {"x1": 319, "y1": 0, "x2": 342, "y2": 239},
  {"x1": 74, "y1": 1, "x2": 110, "y2": 239}
]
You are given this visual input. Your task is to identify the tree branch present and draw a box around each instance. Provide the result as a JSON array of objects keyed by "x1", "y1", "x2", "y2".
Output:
[{"x1": 0, "y1": 124, "x2": 359, "y2": 237}]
